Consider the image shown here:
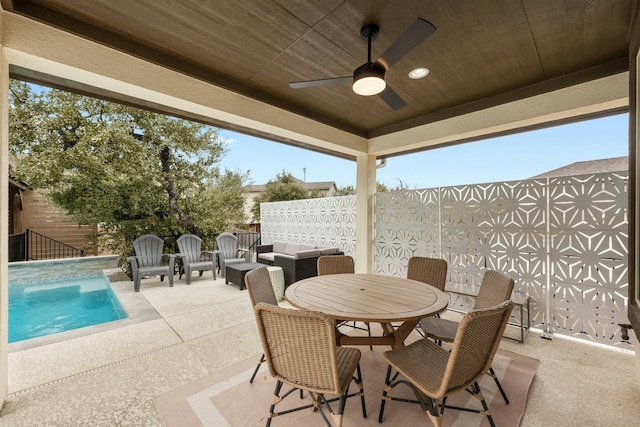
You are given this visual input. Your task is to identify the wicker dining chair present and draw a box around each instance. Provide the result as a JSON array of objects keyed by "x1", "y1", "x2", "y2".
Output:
[
  {"x1": 317, "y1": 255, "x2": 372, "y2": 349},
  {"x1": 254, "y1": 302, "x2": 367, "y2": 427},
  {"x1": 407, "y1": 256, "x2": 447, "y2": 335},
  {"x1": 244, "y1": 266, "x2": 278, "y2": 384},
  {"x1": 406, "y1": 256, "x2": 447, "y2": 292},
  {"x1": 419, "y1": 269, "x2": 514, "y2": 403},
  {"x1": 379, "y1": 300, "x2": 514, "y2": 427},
  {"x1": 317, "y1": 255, "x2": 355, "y2": 275}
]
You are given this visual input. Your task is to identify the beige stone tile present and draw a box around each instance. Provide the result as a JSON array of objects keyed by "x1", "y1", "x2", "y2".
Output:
[
  {"x1": 163, "y1": 299, "x2": 255, "y2": 341},
  {"x1": 141, "y1": 276, "x2": 248, "y2": 318},
  {"x1": 8, "y1": 319, "x2": 181, "y2": 393}
]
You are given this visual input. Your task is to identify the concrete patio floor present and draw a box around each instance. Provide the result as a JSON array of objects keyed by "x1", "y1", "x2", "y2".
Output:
[{"x1": 1, "y1": 271, "x2": 639, "y2": 426}]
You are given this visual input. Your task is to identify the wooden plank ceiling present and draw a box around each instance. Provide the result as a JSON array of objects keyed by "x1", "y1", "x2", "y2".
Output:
[{"x1": 2, "y1": 0, "x2": 632, "y2": 138}]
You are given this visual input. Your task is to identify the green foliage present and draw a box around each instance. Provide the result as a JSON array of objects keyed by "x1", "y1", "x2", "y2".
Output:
[
  {"x1": 335, "y1": 185, "x2": 355, "y2": 195},
  {"x1": 377, "y1": 179, "x2": 410, "y2": 192},
  {"x1": 9, "y1": 80, "x2": 248, "y2": 265},
  {"x1": 335, "y1": 180, "x2": 409, "y2": 195},
  {"x1": 251, "y1": 171, "x2": 309, "y2": 221},
  {"x1": 376, "y1": 182, "x2": 391, "y2": 193},
  {"x1": 186, "y1": 169, "x2": 251, "y2": 242}
]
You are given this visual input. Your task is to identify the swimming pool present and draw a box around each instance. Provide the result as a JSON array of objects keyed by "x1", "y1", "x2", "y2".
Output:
[{"x1": 8, "y1": 256, "x2": 128, "y2": 343}]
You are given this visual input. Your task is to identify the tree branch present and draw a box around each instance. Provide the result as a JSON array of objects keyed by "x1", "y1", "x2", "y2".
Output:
[{"x1": 160, "y1": 145, "x2": 201, "y2": 236}]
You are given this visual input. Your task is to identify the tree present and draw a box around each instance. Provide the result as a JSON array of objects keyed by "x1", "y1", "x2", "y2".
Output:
[
  {"x1": 335, "y1": 180, "x2": 410, "y2": 195},
  {"x1": 251, "y1": 171, "x2": 309, "y2": 221},
  {"x1": 334, "y1": 185, "x2": 356, "y2": 196},
  {"x1": 377, "y1": 179, "x2": 410, "y2": 192},
  {"x1": 9, "y1": 80, "x2": 248, "y2": 260},
  {"x1": 186, "y1": 169, "x2": 250, "y2": 238}
]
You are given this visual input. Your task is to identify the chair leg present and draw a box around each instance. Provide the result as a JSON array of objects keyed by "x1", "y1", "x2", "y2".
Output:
[
  {"x1": 378, "y1": 365, "x2": 393, "y2": 423},
  {"x1": 475, "y1": 382, "x2": 496, "y2": 427},
  {"x1": 488, "y1": 366, "x2": 509, "y2": 404},
  {"x1": 355, "y1": 363, "x2": 367, "y2": 419},
  {"x1": 426, "y1": 401, "x2": 444, "y2": 427},
  {"x1": 332, "y1": 393, "x2": 347, "y2": 427},
  {"x1": 133, "y1": 272, "x2": 141, "y2": 292},
  {"x1": 266, "y1": 380, "x2": 284, "y2": 427},
  {"x1": 249, "y1": 354, "x2": 265, "y2": 384},
  {"x1": 463, "y1": 381, "x2": 495, "y2": 427},
  {"x1": 219, "y1": 261, "x2": 226, "y2": 278}
]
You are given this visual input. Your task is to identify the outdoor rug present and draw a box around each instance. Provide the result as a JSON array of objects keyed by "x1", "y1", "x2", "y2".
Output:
[{"x1": 155, "y1": 344, "x2": 539, "y2": 427}]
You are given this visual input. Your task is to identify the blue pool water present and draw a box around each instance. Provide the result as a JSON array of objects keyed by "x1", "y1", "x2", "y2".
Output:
[{"x1": 9, "y1": 273, "x2": 127, "y2": 343}]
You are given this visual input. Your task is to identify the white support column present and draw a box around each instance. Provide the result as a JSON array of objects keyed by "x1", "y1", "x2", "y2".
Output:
[
  {"x1": 628, "y1": 0, "x2": 640, "y2": 388},
  {"x1": 0, "y1": 9, "x2": 9, "y2": 408},
  {"x1": 354, "y1": 154, "x2": 376, "y2": 273}
]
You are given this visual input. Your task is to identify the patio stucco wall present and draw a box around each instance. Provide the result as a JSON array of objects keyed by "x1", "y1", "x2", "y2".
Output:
[{"x1": 260, "y1": 171, "x2": 631, "y2": 347}]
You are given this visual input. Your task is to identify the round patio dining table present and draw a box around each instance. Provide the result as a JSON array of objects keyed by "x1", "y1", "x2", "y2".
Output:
[{"x1": 285, "y1": 273, "x2": 448, "y2": 350}]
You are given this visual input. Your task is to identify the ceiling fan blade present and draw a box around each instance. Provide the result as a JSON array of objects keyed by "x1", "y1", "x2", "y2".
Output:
[
  {"x1": 378, "y1": 86, "x2": 407, "y2": 110},
  {"x1": 376, "y1": 18, "x2": 436, "y2": 70},
  {"x1": 289, "y1": 76, "x2": 352, "y2": 89}
]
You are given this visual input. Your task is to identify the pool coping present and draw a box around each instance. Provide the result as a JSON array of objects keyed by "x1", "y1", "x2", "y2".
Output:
[{"x1": 8, "y1": 268, "x2": 161, "y2": 353}]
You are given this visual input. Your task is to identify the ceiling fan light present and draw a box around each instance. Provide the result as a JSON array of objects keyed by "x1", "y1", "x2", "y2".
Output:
[
  {"x1": 353, "y1": 76, "x2": 386, "y2": 95},
  {"x1": 352, "y1": 62, "x2": 386, "y2": 96}
]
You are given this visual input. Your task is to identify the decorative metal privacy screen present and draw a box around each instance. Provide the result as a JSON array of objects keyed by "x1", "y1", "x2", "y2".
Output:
[
  {"x1": 260, "y1": 171, "x2": 629, "y2": 347},
  {"x1": 260, "y1": 196, "x2": 357, "y2": 256}
]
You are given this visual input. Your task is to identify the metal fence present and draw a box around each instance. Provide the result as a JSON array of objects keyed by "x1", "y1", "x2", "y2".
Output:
[
  {"x1": 260, "y1": 171, "x2": 631, "y2": 347},
  {"x1": 8, "y1": 229, "x2": 84, "y2": 262},
  {"x1": 235, "y1": 231, "x2": 261, "y2": 261}
]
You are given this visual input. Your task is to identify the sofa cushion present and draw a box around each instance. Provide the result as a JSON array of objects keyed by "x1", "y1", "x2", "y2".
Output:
[
  {"x1": 294, "y1": 249, "x2": 321, "y2": 259},
  {"x1": 272, "y1": 241, "x2": 287, "y2": 253},
  {"x1": 283, "y1": 242, "x2": 299, "y2": 254},
  {"x1": 258, "y1": 252, "x2": 277, "y2": 263},
  {"x1": 284, "y1": 242, "x2": 315, "y2": 254}
]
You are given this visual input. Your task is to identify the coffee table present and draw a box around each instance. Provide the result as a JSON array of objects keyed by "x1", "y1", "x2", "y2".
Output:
[{"x1": 225, "y1": 262, "x2": 263, "y2": 290}]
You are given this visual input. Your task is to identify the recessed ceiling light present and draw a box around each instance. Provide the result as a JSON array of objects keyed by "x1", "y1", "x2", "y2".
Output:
[{"x1": 409, "y1": 68, "x2": 429, "y2": 79}]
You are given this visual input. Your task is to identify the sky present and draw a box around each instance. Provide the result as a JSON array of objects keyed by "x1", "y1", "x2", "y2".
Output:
[
  {"x1": 24, "y1": 81, "x2": 629, "y2": 190},
  {"x1": 218, "y1": 113, "x2": 629, "y2": 190}
]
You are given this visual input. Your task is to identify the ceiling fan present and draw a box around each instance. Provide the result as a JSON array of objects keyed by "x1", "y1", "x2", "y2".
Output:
[{"x1": 289, "y1": 18, "x2": 436, "y2": 110}]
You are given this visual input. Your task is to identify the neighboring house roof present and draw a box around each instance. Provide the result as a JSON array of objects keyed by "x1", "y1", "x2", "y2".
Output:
[
  {"x1": 8, "y1": 159, "x2": 31, "y2": 190},
  {"x1": 9, "y1": 176, "x2": 31, "y2": 191},
  {"x1": 529, "y1": 156, "x2": 628, "y2": 179},
  {"x1": 299, "y1": 181, "x2": 337, "y2": 191}
]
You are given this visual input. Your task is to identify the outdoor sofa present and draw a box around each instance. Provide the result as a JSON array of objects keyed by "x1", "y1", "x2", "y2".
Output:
[{"x1": 257, "y1": 241, "x2": 343, "y2": 287}]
